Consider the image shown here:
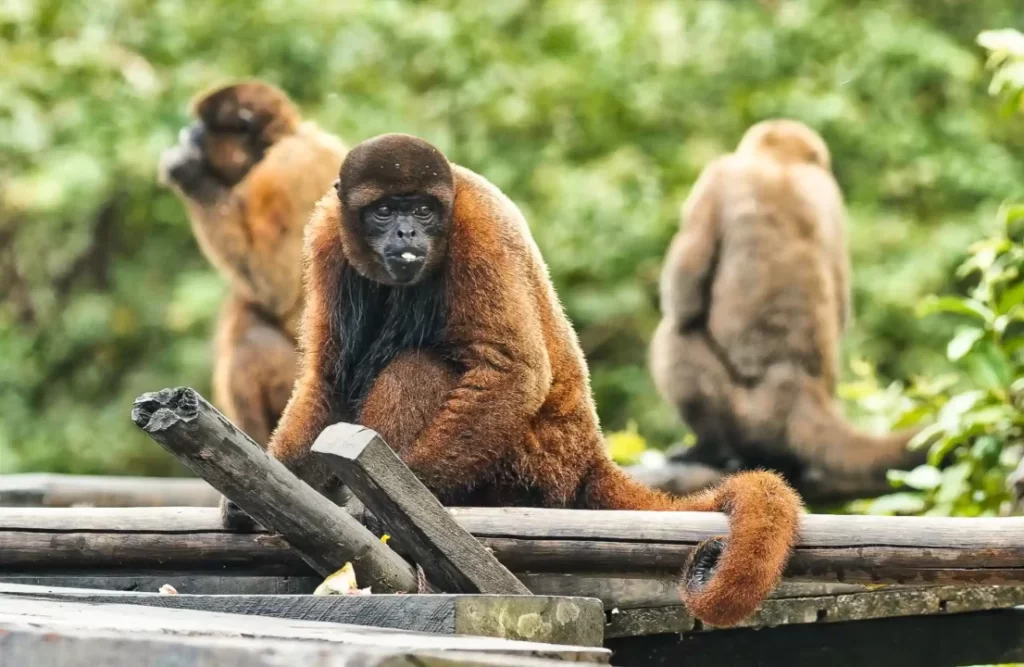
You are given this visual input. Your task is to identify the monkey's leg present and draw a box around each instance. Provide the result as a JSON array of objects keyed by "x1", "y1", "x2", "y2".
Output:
[
  {"x1": 212, "y1": 298, "x2": 297, "y2": 447},
  {"x1": 650, "y1": 319, "x2": 741, "y2": 469},
  {"x1": 213, "y1": 297, "x2": 297, "y2": 531}
]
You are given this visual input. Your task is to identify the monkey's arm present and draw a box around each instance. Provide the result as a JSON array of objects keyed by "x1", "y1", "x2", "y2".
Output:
[
  {"x1": 266, "y1": 201, "x2": 344, "y2": 482},
  {"x1": 400, "y1": 217, "x2": 551, "y2": 496},
  {"x1": 659, "y1": 161, "x2": 724, "y2": 329}
]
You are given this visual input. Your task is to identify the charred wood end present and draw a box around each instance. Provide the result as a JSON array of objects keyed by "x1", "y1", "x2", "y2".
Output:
[{"x1": 131, "y1": 387, "x2": 200, "y2": 433}]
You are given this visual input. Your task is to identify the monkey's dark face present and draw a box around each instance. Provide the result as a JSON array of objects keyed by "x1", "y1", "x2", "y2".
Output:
[
  {"x1": 359, "y1": 193, "x2": 447, "y2": 285},
  {"x1": 159, "y1": 120, "x2": 265, "y2": 202}
]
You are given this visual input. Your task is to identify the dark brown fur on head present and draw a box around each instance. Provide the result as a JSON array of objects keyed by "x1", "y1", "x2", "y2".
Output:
[
  {"x1": 191, "y1": 80, "x2": 301, "y2": 145},
  {"x1": 160, "y1": 81, "x2": 304, "y2": 195},
  {"x1": 737, "y1": 119, "x2": 831, "y2": 170},
  {"x1": 335, "y1": 134, "x2": 455, "y2": 285}
]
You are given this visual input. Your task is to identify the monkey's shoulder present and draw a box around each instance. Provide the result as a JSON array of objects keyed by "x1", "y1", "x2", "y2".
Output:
[{"x1": 449, "y1": 165, "x2": 536, "y2": 264}]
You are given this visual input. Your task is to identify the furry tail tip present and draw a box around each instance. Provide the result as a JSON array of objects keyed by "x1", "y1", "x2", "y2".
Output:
[{"x1": 679, "y1": 469, "x2": 803, "y2": 627}]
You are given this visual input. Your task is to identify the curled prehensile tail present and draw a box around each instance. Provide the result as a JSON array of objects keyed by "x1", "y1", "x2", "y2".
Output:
[{"x1": 582, "y1": 458, "x2": 803, "y2": 627}]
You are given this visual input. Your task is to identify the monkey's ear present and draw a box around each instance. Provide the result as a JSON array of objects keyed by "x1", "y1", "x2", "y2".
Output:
[
  {"x1": 332, "y1": 178, "x2": 342, "y2": 198},
  {"x1": 190, "y1": 80, "x2": 301, "y2": 142}
]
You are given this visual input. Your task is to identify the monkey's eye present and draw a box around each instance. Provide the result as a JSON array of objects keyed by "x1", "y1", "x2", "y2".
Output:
[
  {"x1": 373, "y1": 205, "x2": 392, "y2": 220},
  {"x1": 413, "y1": 205, "x2": 432, "y2": 219}
]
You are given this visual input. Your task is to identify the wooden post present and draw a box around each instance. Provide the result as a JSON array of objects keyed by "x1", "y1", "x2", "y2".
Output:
[
  {"x1": 312, "y1": 423, "x2": 531, "y2": 595},
  {"x1": 131, "y1": 387, "x2": 417, "y2": 593}
]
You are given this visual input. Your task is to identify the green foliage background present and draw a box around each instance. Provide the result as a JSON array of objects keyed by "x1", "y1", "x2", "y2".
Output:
[{"x1": 2, "y1": 0, "x2": 1023, "y2": 475}]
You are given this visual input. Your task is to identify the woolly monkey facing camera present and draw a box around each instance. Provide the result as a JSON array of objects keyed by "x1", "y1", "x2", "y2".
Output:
[{"x1": 221, "y1": 133, "x2": 803, "y2": 628}]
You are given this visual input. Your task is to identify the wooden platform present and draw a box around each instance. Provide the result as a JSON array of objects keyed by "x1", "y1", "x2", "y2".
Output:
[
  {"x1": 0, "y1": 591, "x2": 610, "y2": 665},
  {"x1": 0, "y1": 583, "x2": 604, "y2": 647}
]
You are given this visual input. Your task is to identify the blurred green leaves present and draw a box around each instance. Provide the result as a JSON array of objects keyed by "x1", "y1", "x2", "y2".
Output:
[
  {"x1": 2, "y1": 0, "x2": 1023, "y2": 474},
  {"x1": 850, "y1": 200, "x2": 1024, "y2": 517}
]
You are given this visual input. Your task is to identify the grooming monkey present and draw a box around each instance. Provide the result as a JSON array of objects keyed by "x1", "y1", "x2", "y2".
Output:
[
  {"x1": 224, "y1": 133, "x2": 803, "y2": 627},
  {"x1": 650, "y1": 119, "x2": 922, "y2": 491},
  {"x1": 159, "y1": 81, "x2": 346, "y2": 447}
]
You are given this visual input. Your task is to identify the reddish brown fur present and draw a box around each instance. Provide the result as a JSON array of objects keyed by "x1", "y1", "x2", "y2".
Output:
[
  {"x1": 160, "y1": 81, "x2": 346, "y2": 446},
  {"x1": 267, "y1": 134, "x2": 803, "y2": 627},
  {"x1": 650, "y1": 119, "x2": 923, "y2": 489}
]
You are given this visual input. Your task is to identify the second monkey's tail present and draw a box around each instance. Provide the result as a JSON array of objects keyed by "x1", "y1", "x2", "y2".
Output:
[
  {"x1": 581, "y1": 458, "x2": 802, "y2": 627},
  {"x1": 787, "y1": 379, "x2": 924, "y2": 477}
]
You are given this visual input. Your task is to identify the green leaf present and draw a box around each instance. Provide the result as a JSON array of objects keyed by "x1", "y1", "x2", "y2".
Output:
[
  {"x1": 962, "y1": 341, "x2": 1013, "y2": 390},
  {"x1": 969, "y1": 435, "x2": 1002, "y2": 466},
  {"x1": 997, "y1": 281, "x2": 1024, "y2": 314},
  {"x1": 900, "y1": 465, "x2": 943, "y2": 491},
  {"x1": 935, "y1": 462, "x2": 974, "y2": 504},
  {"x1": 916, "y1": 296, "x2": 993, "y2": 323},
  {"x1": 864, "y1": 493, "x2": 928, "y2": 516},
  {"x1": 946, "y1": 327, "x2": 984, "y2": 361},
  {"x1": 927, "y1": 433, "x2": 964, "y2": 467}
]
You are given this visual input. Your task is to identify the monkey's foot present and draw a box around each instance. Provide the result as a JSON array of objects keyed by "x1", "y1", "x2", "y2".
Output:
[{"x1": 219, "y1": 495, "x2": 260, "y2": 532}]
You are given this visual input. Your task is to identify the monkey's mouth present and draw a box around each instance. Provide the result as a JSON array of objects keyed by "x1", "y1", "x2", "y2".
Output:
[
  {"x1": 158, "y1": 144, "x2": 205, "y2": 189},
  {"x1": 383, "y1": 251, "x2": 427, "y2": 284}
]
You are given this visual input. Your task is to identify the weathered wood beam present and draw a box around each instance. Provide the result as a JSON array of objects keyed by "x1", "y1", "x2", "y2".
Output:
[
  {"x1": 7, "y1": 506, "x2": 1023, "y2": 587},
  {"x1": 605, "y1": 584, "x2": 1024, "y2": 637},
  {"x1": 313, "y1": 423, "x2": 531, "y2": 595},
  {"x1": 0, "y1": 572, "x2": 886, "y2": 611},
  {"x1": 130, "y1": 387, "x2": 417, "y2": 593},
  {"x1": 0, "y1": 584, "x2": 601, "y2": 646},
  {"x1": 0, "y1": 595, "x2": 611, "y2": 664},
  {"x1": 0, "y1": 473, "x2": 218, "y2": 508},
  {"x1": 1, "y1": 627, "x2": 601, "y2": 667}
]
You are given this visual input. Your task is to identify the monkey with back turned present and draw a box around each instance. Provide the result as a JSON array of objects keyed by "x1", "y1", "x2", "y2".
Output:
[
  {"x1": 222, "y1": 133, "x2": 804, "y2": 628},
  {"x1": 159, "y1": 81, "x2": 346, "y2": 448},
  {"x1": 650, "y1": 119, "x2": 924, "y2": 493}
]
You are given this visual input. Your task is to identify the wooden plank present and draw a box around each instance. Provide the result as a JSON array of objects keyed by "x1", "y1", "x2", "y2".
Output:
[
  {"x1": 1, "y1": 626, "x2": 600, "y2": 667},
  {"x1": 313, "y1": 423, "x2": 530, "y2": 596},
  {"x1": 0, "y1": 527, "x2": 306, "y2": 571},
  {"x1": 605, "y1": 584, "x2": 1024, "y2": 637},
  {"x1": 606, "y1": 609, "x2": 1024, "y2": 667},
  {"x1": 0, "y1": 584, "x2": 604, "y2": 647},
  {"x1": 0, "y1": 595, "x2": 611, "y2": 662},
  {"x1": 519, "y1": 573, "x2": 885, "y2": 610},
  {"x1": 0, "y1": 473, "x2": 218, "y2": 508},
  {"x1": 0, "y1": 574, "x2": 318, "y2": 595},
  {"x1": 6, "y1": 506, "x2": 1024, "y2": 586},
  {"x1": 0, "y1": 571, "x2": 885, "y2": 611},
  {"x1": 131, "y1": 387, "x2": 418, "y2": 592}
]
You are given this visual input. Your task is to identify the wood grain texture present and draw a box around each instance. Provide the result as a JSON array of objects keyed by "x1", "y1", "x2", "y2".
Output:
[
  {"x1": 1, "y1": 626, "x2": 599, "y2": 667},
  {"x1": 0, "y1": 574, "x2": 318, "y2": 595},
  {"x1": 6, "y1": 506, "x2": 1024, "y2": 586},
  {"x1": 130, "y1": 387, "x2": 417, "y2": 592},
  {"x1": 313, "y1": 423, "x2": 530, "y2": 595},
  {"x1": 0, "y1": 473, "x2": 219, "y2": 508},
  {"x1": 0, "y1": 584, "x2": 603, "y2": 646},
  {"x1": 0, "y1": 595, "x2": 610, "y2": 663},
  {"x1": 604, "y1": 584, "x2": 1024, "y2": 637}
]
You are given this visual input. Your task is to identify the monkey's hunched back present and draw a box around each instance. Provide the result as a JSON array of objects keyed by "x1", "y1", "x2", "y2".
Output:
[
  {"x1": 651, "y1": 120, "x2": 921, "y2": 487},
  {"x1": 707, "y1": 136, "x2": 845, "y2": 390},
  {"x1": 259, "y1": 133, "x2": 802, "y2": 629}
]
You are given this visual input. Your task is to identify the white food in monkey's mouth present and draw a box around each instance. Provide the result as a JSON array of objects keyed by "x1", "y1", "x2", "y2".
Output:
[{"x1": 401, "y1": 252, "x2": 418, "y2": 262}]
